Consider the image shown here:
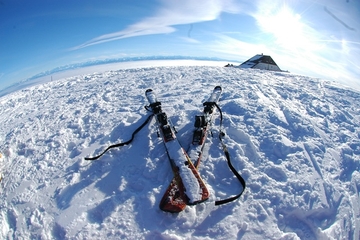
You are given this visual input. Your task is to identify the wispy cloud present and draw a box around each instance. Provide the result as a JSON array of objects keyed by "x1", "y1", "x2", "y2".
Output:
[
  {"x1": 179, "y1": 37, "x2": 201, "y2": 44},
  {"x1": 71, "y1": 0, "x2": 240, "y2": 50},
  {"x1": 207, "y1": 35, "x2": 270, "y2": 60}
]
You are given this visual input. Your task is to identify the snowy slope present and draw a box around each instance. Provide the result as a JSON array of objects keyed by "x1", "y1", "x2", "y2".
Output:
[{"x1": 0, "y1": 66, "x2": 359, "y2": 239}]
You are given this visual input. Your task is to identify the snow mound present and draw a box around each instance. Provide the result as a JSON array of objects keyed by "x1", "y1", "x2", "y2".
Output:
[{"x1": 0, "y1": 66, "x2": 359, "y2": 239}]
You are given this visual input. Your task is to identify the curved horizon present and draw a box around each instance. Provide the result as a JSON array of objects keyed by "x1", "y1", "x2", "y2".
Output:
[{"x1": 1, "y1": 0, "x2": 359, "y2": 90}]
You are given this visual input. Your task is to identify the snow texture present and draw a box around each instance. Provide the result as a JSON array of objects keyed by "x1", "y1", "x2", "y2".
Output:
[
  {"x1": 164, "y1": 139, "x2": 201, "y2": 203},
  {"x1": 0, "y1": 65, "x2": 359, "y2": 239}
]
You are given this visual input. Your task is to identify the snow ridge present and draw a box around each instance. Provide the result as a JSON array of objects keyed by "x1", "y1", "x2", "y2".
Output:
[{"x1": 0, "y1": 66, "x2": 359, "y2": 239}]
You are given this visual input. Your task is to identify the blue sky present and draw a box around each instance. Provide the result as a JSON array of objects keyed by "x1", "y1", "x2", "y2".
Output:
[{"x1": 1, "y1": 0, "x2": 359, "y2": 90}]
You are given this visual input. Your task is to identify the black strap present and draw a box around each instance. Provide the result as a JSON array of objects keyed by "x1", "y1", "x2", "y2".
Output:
[
  {"x1": 84, "y1": 102, "x2": 246, "y2": 205},
  {"x1": 84, "y1": 114, "x2": 154, "y2": 160},
  {"x1": 214, "y1": 102, "x2": 223, "y2": 129},
  {"x1": 213, "y1": 103, "x2": 246, "y2": 205}
]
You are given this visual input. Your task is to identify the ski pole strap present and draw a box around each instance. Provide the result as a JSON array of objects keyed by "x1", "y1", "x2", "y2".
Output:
[
  {"x1": 84, "y1": 114, "x2": 154, "y2": 161},
  {"x1": 214, "y1": 102, "x2": 223, "y2": 130},
  {"x1": 214, "y1": 105, "x2": 246, "y2": 206},
  {"x1": 215, "y1": 138, "x2": 246, "y2": 205}
]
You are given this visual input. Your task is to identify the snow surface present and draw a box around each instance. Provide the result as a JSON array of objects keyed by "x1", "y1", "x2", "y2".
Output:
[
  {"x1": 0, "y1": 65, "x2": 359, "y2": 239},
  {"x1": 163, "y1": 140, "x2": 202, "y2": 204}
]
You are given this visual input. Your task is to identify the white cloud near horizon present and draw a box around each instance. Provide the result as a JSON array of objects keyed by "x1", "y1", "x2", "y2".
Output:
[{"x1": 71, "y1": 0, "x2": 241, "y2": 50}]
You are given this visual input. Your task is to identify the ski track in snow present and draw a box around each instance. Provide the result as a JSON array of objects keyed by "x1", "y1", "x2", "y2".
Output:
[{"x1": 0, "y1": 66, "x2": 359, "y2": 239}]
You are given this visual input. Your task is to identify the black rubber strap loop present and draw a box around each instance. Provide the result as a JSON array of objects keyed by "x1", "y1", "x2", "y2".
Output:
[
  {"x1": 215, "y1": 136, "x2": 246, "y2": 205},
  {"x1": 84, "y1": 114, "x2": 154, "y2": 160},
  {"x1": 213, "y1": 102, "x2": 246, "y2": 205}
]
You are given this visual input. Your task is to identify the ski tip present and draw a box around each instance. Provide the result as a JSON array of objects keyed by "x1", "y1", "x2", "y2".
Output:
[
  {"x1": 145, "y1": 89, "x2": 153, "y2": 93},
  {"x1": 159, "y1": 200, "x2": 187, "y2": 213}
]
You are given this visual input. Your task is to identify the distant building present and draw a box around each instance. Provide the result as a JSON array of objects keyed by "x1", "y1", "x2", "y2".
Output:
[{"x1": 238, "y1": 54, "x2": 282, "y2": 71}]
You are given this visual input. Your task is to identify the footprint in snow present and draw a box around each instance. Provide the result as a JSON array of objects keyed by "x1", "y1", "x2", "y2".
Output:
[{"x1": 264, "y1": 165, "x2": 287, "y2": 182}]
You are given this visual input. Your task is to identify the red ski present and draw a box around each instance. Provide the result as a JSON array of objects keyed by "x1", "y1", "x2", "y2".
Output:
[
  {"x1": 146, "y1": 89, "x2": 210, "y2": 211},
  {"x1": 158, "y1": 86, "x2": 222, "y2": 212}
]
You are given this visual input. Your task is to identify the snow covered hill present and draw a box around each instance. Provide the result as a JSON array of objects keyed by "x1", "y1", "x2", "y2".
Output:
[{"x1": 0, "y1": 65, "x2": 359, "y2": 239}]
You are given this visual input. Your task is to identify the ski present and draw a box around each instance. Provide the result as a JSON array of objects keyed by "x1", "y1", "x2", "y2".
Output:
[
  {"x1": 146, "y1": 89, "x2": 210, "y2": 211},
  {"x1": 159, "y1": 86, "x2": 222, "y2": 212}
]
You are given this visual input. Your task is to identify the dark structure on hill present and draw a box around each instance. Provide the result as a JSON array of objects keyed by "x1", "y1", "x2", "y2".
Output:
[{"x1": 237, "y1": 54, "x2": 282, "y2": 71}]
